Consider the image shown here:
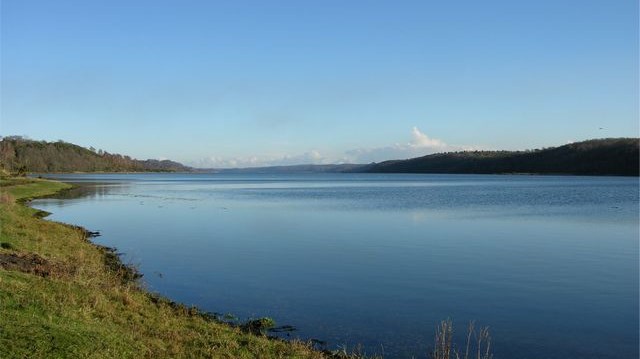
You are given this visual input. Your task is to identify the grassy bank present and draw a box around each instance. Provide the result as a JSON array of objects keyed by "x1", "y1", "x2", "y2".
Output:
[{"x1": 0, "y1": 177, "x2": 330, "y2": 358}]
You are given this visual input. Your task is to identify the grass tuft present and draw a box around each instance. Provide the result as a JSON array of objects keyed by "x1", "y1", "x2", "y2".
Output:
[{"x1": 430, "y1": 319, "x2": 493, "y2": 359}]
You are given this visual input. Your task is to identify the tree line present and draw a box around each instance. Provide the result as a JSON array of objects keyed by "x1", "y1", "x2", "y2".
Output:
[
  {"x1": 361, "y1": 138, "x2": 639, "y2": 176},
  {"x1": 0, "y1": 136, "x2": 191, "y2": 174}
]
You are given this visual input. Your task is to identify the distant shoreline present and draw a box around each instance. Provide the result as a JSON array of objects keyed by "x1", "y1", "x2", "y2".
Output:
[{"x1": 4, "y1": 137, "x2": 638, "y2": 177}]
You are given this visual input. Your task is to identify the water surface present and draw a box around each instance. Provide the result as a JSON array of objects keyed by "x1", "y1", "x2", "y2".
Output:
[{"x1": 33, "y1": 173, "x2": 639, "y2": 358}]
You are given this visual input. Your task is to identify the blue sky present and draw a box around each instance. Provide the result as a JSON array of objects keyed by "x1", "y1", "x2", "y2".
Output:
[{"x1": 1, "y1": 0, "x2": 638, "y2": 167}]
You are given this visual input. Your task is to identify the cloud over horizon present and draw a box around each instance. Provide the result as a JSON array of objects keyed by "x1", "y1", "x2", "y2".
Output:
[
  {"x1": 191, "y1": 150, "x2": 326, "y2": 169},
  {"x1": 191, "y1": 127, "x2": 471, "y2": 168},
  {"x1": 342, "y1": 127, "x2": 467, "y2": 164}
]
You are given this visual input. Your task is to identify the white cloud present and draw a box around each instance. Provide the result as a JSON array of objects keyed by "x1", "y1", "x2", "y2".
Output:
[
  {"x1": 190, "y1": 127, "x2": 476, "y2": 168},
  {"x1": 191, "y1": 150, "x2": 326, "y2": 168},
  {"x1": 409, "y1": 126, "x2": 446, "y2": 149},
  {"x1": 343, "y1": 127, "x2": 465, "y2": 163}
]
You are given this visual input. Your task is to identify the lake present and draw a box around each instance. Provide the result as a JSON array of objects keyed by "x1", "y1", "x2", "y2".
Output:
[{"x1": 33, "y1": 173, "x2": 639, "y2": 358}]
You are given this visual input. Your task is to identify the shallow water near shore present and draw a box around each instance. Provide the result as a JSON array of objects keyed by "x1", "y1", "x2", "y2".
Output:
[{"x1": 32, "y1": 173, "x2": 639, "y2": 358}]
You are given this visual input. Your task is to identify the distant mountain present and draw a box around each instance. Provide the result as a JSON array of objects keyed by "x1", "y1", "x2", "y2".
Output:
[
  {"x1": 211, "y1": 163, "x2": 364, "y2": 174},
  {"x1": 360, "y1": 138, "x2": 639, "y2": 176},
  {"x1": 0, "y1": 136, "x2": 191, "y2": 174}
]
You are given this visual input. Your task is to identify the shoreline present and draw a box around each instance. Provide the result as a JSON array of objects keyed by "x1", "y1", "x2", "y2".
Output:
[
  {"x1": 1, "y1": 176, "x2": 498, "y2": 358},
  {"x1": 0, "y1": 177, "x2": 346, "y2": 358}
]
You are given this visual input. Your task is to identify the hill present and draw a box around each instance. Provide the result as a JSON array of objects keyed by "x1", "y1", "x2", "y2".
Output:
[
  {"x1": 0, "y1": 137, "x2": 191, "y2": 174},
  {"x1": 2, "y1": 136, "x2": 637, "y2": 176},
  {"x1": 361, "y1": 138, "x2": 639, "y2": 176}
]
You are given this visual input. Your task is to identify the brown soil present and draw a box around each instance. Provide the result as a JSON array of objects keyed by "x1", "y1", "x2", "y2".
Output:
[{"x1": 0, "y1": 253, "x2": 60, "y2": 277}]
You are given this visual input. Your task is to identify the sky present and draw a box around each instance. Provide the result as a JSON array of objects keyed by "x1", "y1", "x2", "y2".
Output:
[{"x1": 1, "y1": 0, "x2": 638, "y2": 167}]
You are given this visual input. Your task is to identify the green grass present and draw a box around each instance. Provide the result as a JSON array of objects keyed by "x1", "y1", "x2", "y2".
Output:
[
  {"x1": 0, "y1": 177, "x2": 330, "y2": 359},
  {"x1": 1, "y1": 177, "x2": 71, "y2": 200}
]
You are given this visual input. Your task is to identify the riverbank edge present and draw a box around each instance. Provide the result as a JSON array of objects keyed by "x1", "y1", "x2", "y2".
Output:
[{"x1": 0, "y1": 177, "x2": 359, "y2": 359}]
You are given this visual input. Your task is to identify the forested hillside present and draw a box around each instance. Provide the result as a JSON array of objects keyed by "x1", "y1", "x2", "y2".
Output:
[
  {"x1": 2, "y1": 136, "x2": 637, "y2": 175},
  {"x1": 0, "y1": 137, "x2": 191, "y2": 173},
  {"x1": 362, "y1": 138, "x2": 639, "y2": 176}
]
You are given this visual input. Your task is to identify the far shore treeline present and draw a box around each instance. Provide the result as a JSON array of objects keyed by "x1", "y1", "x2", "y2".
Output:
[
  {"x1": 0, "y1": 136, "x2": 638, "y2": 176},
  {"x1": 0, "y1": 136, "x2": 191, "y2": 173},
  {"x1": 361, "y1": 138, "x2": 639, "y2": 176}
]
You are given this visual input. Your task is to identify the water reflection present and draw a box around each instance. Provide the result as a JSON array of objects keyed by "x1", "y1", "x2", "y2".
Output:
[
  {"x1": 31, "y1": 173, "x2": 639, "y2": 359},
  {"x1": 35, "y1": 182, "x2": 127, "y2": 208}
]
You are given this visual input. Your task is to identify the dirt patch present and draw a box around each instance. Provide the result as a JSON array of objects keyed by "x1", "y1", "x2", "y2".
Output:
[{"x1": 0, "y1": 253, "x2": 61, "y2": 277}]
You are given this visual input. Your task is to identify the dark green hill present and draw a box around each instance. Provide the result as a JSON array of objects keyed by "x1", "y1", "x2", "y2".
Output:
[
  {"x1": 362, "y1": 138, "x2": 639, "y2": 176},
  {"x1": 0, "y1": 137, "x2": 191, "y2": 174}
]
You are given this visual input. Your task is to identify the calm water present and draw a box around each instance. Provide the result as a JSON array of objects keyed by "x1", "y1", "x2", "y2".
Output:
[{"x1": 33, "y1": 173, "x2": 639, "y2": 358}]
